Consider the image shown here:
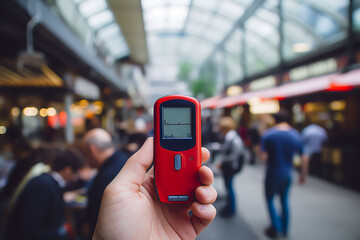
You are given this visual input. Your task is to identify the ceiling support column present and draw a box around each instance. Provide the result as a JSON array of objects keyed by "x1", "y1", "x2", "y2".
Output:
[{"x1": 64, "y1": 91, "x2": 74, "y2": 144}]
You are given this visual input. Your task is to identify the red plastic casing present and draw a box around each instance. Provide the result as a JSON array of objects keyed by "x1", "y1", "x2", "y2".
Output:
[{"x1": 154, "y1": 95, "x2": 201, "y2": 203}]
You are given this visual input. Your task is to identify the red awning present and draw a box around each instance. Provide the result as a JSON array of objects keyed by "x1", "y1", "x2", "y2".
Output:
[
  {"x1": 216, "y1": 69, "x2": 360, "y2": 108},
  {"x1": 200, "y1": 95, "x2": 221, "y2": 109},
  {"x1": 334, "y1": 68, "x2": 360, "y2": 87}
]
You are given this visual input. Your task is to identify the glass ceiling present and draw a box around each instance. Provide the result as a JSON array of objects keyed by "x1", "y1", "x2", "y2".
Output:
[
  {"x1": 53, "y1": 0, "x2": 352, "y2": 92},
  {"x1": 58, "y1": 0, "x2": 130, "y2": 62},
  {"x1": 142, "y1": 0, "x2": 251, "y2": 69},
  {"x1": 141, "y1": 0, "x2": 349, "y2": 84}
]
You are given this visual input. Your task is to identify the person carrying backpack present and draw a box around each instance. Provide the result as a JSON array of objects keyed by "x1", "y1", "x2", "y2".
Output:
[{"x1": 216, "y1": 116, "x2": 245, "y2": 217}]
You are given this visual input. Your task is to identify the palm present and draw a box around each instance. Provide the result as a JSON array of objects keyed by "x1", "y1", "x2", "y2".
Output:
[
  {"x1": 143, "y1": 173, "x2": 198, "y2": 239},
  {"x1": 95, "y1": 172, "x2": 197, "y2": 239},
  {"x1": 93, "y1": 138, "x2": 216, "y2": 240}
]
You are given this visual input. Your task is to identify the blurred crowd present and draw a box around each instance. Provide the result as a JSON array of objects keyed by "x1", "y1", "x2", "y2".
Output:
[
  {"x1": 0, "y1": 107, "x2": 154, "y2": 240},
  {"x1": 201, "y1": 110, "x2": 327, "y2": 239},
  {"x1": 0, "y1": 107, "x2": 328, "y2": 240}
]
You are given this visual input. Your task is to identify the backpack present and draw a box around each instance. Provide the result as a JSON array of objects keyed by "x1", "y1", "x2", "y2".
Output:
[{"x1": 221, "y1": 134, "x2": 245, "y2": 175}]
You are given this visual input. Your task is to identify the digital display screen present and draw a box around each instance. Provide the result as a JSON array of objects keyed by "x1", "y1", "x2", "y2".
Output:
[{"x1": 163, "y1": 107, "x2": 192, "y2": 139}]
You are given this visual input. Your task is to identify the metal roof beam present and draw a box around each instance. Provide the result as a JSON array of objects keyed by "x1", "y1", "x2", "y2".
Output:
[
  {"x1": 199, "y1": 0, "x2": 265, "y2": 71},
  {"x1": 180, "y1": 0, "x2": 194, "y2": 34}
]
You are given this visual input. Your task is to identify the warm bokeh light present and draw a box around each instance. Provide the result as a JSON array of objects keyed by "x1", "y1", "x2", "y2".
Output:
[
  {"x1": 93, "y1": 101, "x2": 104, "y2": 108},
  {"x1": 94, "y1": 106, "x2": 103, "y2": 115},
  {"x1": 0, "y1": 126, "x2": 6, "y2": 135},
  {"x1": 93, "y1": 101, "x2": 103, "y2": 115},
  {"x1": 39, "y1": 108, "x2": 47, "y2": 117},
  {"x1": 304, "y1": 102, "x2": 317, "y2": 112},
  {"x1": 46, "y1": 107, "x2": 57, "y2": 117},
  {"x1": 227, "y1": 85, "x2": 243, "y2": 96},
  {"x1": 115, "y1": 98, "x2": 124, "y2": 107},
  {"x1": 85, "y1": 110, "x2": 95, "y2": 119},
  {"x1": 23, "y1": 107, "x2": 38, "y2": 117},
  {"x1": 79, "y1": 100, "x2": 89, "y2": 108},
  {"x1": 11, "y1": 107, "x2": 20, "y2": 117},
  {"x1": 330, "y1": 100, "x2": 346, "y2": 111},
  {"x1": 247, "y1": 97, "x2": 261, "y2": 106},
  {"x1": 249, "y1": 100, "x2": 280, "y2": 114}
]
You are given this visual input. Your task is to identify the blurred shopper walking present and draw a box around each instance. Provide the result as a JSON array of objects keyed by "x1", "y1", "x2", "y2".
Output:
[
  {"x1": 301, "y1": 123, "x2": 327, "y2": 176},
  {"x1": 5, "y1": 147, "x2": 84, "y2": 240},
  {"x1": 216, "y1": 117, "x2": 245, "y2": 217},
  {"x1": 248, "y1": 120, "x2": 262, "y2": 165},
  {"x1": 81, "y1": 128, "x2": 129, "y2": 238},
  {"x1": 260, "y1": 111, "x2": 309, "y2": 239}
]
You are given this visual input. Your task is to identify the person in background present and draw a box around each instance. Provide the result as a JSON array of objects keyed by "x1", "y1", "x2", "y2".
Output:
[
  {"x1": 92, "y1": 138, "x2": 217, "y2": 240},
  {"x1": 248, "y1": 120, "x2": 261, "y2": 165},
  {"x1": 202, "y1": 116, "x2": 219, "y2": 146},
  {"x1": 237, "y1": 118, "x2": 248, "y2": 145},
  {"x1": 0, "y1": 141, "x2": 59, "y2": 235},
  {"x1": 126, "y1": 118, "x2": 148, "y2": 155},
  {"x1": 81, "y1": 128, "x2": 129, "y2": 238},
  {"x1": 260, "y1": 111, "x2": 309, "y2": 239},
  {"x1": 301, "y1": 123, "x2": 327, "y2": 176},
  {"x1": 5, "y1": 147, "x2": 84, "y2": 240},
  {"x1": 123, "y1": 107, "x2": 151, "y2": 155},
  {"x1": 215, "y1": 116, "x2": 245, "y2": 218},
  {"x1": 0, "y1": 140, "x2": 34, "y2": 205}
]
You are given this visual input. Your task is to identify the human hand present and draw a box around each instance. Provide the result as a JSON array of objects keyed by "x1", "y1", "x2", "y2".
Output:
[{"x1": 93, "y1": 137, "x2": 217, "y2": 240}]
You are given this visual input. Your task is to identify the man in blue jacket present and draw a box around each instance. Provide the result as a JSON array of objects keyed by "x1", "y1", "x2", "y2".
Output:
[{"x1": 261, "y1": 111, "x2": 309, "y2": 239}]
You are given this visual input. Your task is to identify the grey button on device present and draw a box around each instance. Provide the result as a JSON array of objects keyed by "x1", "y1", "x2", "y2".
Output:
[
  {"x1": 178, "y1": 195, "x2": 189, "y2": 201},
  {"x1": 174, "y1": 154, "x2": 182, "y2": 171},
  {"x1": 168, "y1": 195, "x2": 179, "y2": 201}
]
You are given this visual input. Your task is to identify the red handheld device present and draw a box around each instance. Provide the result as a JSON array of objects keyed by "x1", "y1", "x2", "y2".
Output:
[{"x1": 154, "y1": 95, "x2": 201, "y2": 203}]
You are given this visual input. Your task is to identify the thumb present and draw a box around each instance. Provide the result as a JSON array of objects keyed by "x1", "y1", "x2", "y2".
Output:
[{"x1": 112, "y1": 137, "x2": 153, "y2": 189}]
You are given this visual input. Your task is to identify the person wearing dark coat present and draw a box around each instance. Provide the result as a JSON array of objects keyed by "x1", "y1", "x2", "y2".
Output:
[
  {"x1": 5, "y1": 147, "x2": 84, "y2": 240},
  {"x1": 82, "y1": 128, "x2": 129, "y2": 237}
]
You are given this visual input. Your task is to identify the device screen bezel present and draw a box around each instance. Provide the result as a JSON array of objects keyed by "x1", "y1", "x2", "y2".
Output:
[{"x1": 159, "y1": 99, "x2": 196, "y2": 151}]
